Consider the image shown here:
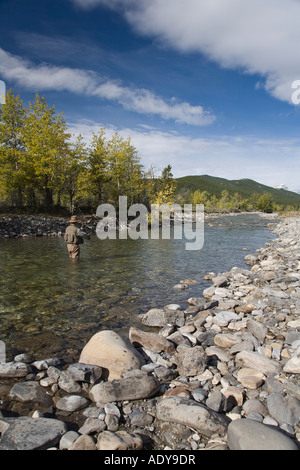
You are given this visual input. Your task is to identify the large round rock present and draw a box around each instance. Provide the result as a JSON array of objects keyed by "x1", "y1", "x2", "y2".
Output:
[
  {"x1": 227, "y1": 418, "x2": 299, "y2": 450},
  {"x1": 79, "y1": 330, "x2": 145, "y2": 380}
]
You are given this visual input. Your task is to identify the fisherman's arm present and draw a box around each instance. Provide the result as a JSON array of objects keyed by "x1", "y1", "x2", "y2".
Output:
[{"x1": 77, "y1": 228, "x2": 91, "y2": 239}]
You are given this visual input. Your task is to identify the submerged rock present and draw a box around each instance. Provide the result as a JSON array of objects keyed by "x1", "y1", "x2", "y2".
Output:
[{"x1": 9, "y1": 381, "x2": 53, "y2": 407}]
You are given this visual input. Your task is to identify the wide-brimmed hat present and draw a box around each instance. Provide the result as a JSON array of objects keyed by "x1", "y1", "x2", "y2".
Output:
[{"x1": 69, "y1": 215, "x2": 79, "y2": 223}]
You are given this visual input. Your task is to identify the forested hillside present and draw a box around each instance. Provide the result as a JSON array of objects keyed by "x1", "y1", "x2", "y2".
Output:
[{"x1": 176, "y1": 175, "x2": 300, "y2": 211}]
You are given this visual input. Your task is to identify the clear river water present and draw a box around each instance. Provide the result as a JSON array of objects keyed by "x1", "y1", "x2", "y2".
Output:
[{"x1": 0, "y1": 213, "x2": 276, "y2": 361}]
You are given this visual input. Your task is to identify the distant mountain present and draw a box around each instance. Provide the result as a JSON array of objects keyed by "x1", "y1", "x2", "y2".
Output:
[
  {"x1": 275, "y1": 184, "x2": 289, "y2": 190},
  {"x1": 175, "y1": 175, "x2": 300, "y2": 207}
]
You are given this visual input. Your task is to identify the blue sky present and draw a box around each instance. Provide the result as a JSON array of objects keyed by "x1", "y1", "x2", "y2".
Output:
[{"x1": 1, "y1": 0, "x2": 300, "y2": 191}]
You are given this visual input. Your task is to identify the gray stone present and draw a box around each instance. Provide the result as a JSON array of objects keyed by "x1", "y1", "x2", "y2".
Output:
[
  {"x1": 244, "y1": 254, "x2": 259, "y2": 266},
  {"x1": 82, "y1": 406, "x2": 104, "y2": 418},
  {"x1": 264, "y1": 377, "x2": 283, "y2": 393},
  {"x1": 105, "y1": 414, "x2": 119, "y2": 431},
  {"x1": 227, "y1": 418, "x2": 299, "y2": 450},
  {"x1": 206, "y1": 391, "x2": 224, "y2": 413},
  {"x1": 283, "y1": 357, "x2": 300, "y2": 374},
  {"x1": 156, "y1": 396, "x2": 229, "y2": 438},
  {"x1": 130, "y1": 411, "x2": 154, "y2": 427},
  {"x1": 79, "y1": 417, "x2": 106, "y2": 434},
  {"x1": 32, "y1": 357, "x2": 63, "y2": 370},
  {"x1": 191, "y1": 388, "x2": 208, "y2": 403},
  {"x1": 175, "y1": 345, "x2": 207, "y2": 377},
  {"x1": 140, "y1": 307, "x2": 185, "y2": 327},
  {"x1": 104, "y1": 403, "x2": 121, "y2": 418},
  {"x1": 13, "y1": 353, "x2": 33, "y2": 363},
  {"x1": 129, "y1": 327, "x2": 175, "y2": 354},
  {"x1": 0, "y1": 362, "x2": 30, "y2": 378},
  {"x1": 56, "y1": 395, "x2": 89, "y2": 412},
  {"x1": 139, "y1": 308, "x2": 166, "y2": 326},
  {"x1": 173, "y1": 283, "x2": 188, "y2": 290},
  {"x1": 285, "y1": 331, "x2": 300, "y2": 345},
  {"x1": 97, "y1": 431, "x2": 143, "y2": 450},
  {"x1": 47, "y1": 366, "x2": 61, "y2": 381},
  {"x1": 59, "y1": 430, "x2": 80, "y2": 450},
  {"x1": 235, "y1": 350, "x2": 281, "y2": 375},
  {"x1": 153, "y1": 366, "x2": 178, "y2": 381},
  {"x1": 242, "y1": 398, "x2": 267, "y2": 417},
  {"x1": 206, "y1": 346, "x2": 231, "y2": 362},
  {"x1": 9, "y1": 381, "x2": 53, "y2": 407},
  {"x1": 58, "y1": 371, "x2": 81, "y2": 393},
  {"x1": 230, "y1": 341, "x2": 254, "y2": 354},
  {"x1": 67, "y1": 363, "x2": 103, "y2": 384},
  {"x1": 164, "y1": 303, "x2": 182, "y2": 310},
  {"x1": 247, "y1": 319, "x2": 268, "y2": 344},
  {"x1": 90, "y1": 375, "x2": 160, "y2": 404},
  {"x1": 263, "y1": 416, "x2": 279, "y2": 426},
  {"x1": 247, "y1": 412, "x2": 264, "y2": 422},
  {"x1": 70, "y1": 434, "x2": 97, "y2": 450},
  {"x1": 284, "y1": 382, "x2": 300, "y2": 400},
  {"x1": 166, "y1": 331, "x2": 191, "y2": 346},
  {"x1": 212, "y1": 311, "x2": 240, "y2": 327},
  {"x1": 213, "y1": 275, "x2": 229, "y2": 287},
  {"x1": 214, "y1": 333, "x2": 241, "y2": 348},
  {"x1": 202, "y1": 286, "x2": 216, "y2": 299},
  {"x1": 267, "y1": 393, "x2": 300, "y2": 426},
  {"x1": 0, "y1": 417, "x2": 67, "y2": 450}
]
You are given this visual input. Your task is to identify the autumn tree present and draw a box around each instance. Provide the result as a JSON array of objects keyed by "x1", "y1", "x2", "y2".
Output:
[
  {"x1": 106, "y1": 132, "x2": 144, "y2": 207},
  {"x1": 192, "y1": 189, "x2": 210, "y2": 206},
  {"x1": 152, "y1": 164, "x2": 177, "y2": 205},
  {"x1": 0, "y1": 89, "x2": 27, "y2": 208},
  {"x1": 86, "y1": 129, "x2": 109, "y2": 204},
  {"x1": 62, "y1": 134, "x2": 87, "y2": 213},
  {"x1": 142, "y1": 165, "x2": 159, "y2": 208},
  {"x1": 23, "y1": 94, "x2": 70, "y2": 211},
  {"x1": 256, "y1": 193, "x2": 274, "y2": 213}
]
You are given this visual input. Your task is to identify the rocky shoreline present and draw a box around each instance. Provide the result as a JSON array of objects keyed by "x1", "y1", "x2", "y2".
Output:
[
  {"x1": 0, "y1": 215, "x2": 300, "y2": 450},
  {"x1": 0, "y1": 211, "x2": 267, "y2": 239},
  {"x1": 0, "y1": 215, "x2": 95, "y2": 239}
]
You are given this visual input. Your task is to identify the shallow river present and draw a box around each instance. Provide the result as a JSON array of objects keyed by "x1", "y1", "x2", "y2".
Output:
[{"x1": 0, "y1": 213, "x2": 276, "y2": 360}]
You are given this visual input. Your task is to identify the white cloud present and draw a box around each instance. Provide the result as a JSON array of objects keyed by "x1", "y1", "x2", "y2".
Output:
[
  {"x1": 70, "y1": 0, "x2": 300, "y2": 104},
  {"x1": 68, "y1": 119, "x2": 300, "y2": 192},
  {"x1": 94, "y1": 82, "x2": 214, "y2": 125},
  {"x1": 0, "y1": 48, "x2": 97, "y2": 94},
  {"x1": 0, "y1": 47, "x2": 214, "y2": 126}
]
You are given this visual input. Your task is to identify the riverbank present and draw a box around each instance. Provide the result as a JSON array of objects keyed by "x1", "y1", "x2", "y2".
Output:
[
  {"x1": 0, "y1": 215, "x2": 300, "y2": 450},
  {"x1": 0, "y1": 211, "x2": 275, "y2": 239},
  {"x1": 0, "y1": 215, "x2": 95, "y2": 239}
]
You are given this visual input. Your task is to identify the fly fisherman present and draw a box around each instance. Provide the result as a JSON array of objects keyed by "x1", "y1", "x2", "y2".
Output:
[{"x1": 64, "y1": 215, "x2": 90, "y2": 260}]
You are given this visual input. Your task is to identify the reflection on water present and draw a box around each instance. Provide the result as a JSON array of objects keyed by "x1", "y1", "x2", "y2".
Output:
[{"x1": 0, "y1": 214, "x2": 276, "y2": 359}]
